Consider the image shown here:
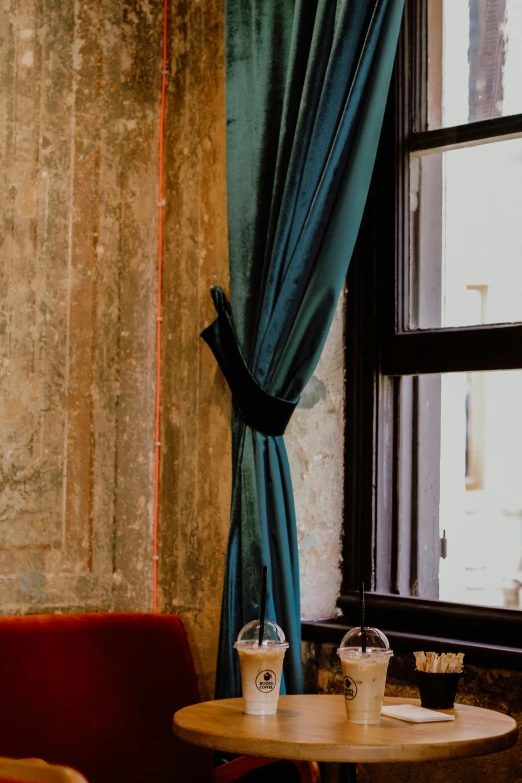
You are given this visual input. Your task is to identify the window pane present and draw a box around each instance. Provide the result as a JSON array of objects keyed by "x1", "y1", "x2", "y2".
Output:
[
  {"x1": 428, "y1": 0, "x2": 522, "y2": 130},
  {"x1": 409, "y1": 137, "x2": 522, "y2": 329},
  {"x1": 439, "y1": 370, "x2": 522, "y2": 609},
  {"x1": 395, "y1": 370, "x2": 522, "y2": 608}
]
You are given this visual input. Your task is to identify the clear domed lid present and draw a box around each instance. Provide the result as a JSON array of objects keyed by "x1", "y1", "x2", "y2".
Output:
[
  {"x1": 337, "y1": 627, "x2": 392, "y2": 658},
  {"x1": 234, "y1": 619, "x2": 288, "y2": 647}
]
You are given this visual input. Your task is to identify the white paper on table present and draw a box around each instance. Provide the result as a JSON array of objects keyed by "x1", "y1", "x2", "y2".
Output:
[{"x1": 381, "y1": 704, "x2": 455, "y2": 723}]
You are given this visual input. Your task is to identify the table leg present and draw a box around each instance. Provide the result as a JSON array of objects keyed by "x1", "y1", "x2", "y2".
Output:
[{"x1": 339, "y1": 762, "x2": 357, "y2": 783}]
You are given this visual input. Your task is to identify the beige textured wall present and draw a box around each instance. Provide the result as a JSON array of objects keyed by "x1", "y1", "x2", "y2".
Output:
[
  {"x1": 287, "y1": 293, "x2": 345, "y2": 622},
  {"x1": 0, "y1": 0, "x2": 162, "y2": 614},
  {"x1": 0, "y1": 0, "x2": 230, "y2": 698},
  {"x1": 158, "y1": 0, "x2": 231, "y2": 701}
]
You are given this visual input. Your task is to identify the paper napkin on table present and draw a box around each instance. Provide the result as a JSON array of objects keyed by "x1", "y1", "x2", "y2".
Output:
[{"x1": 381, "y1": 704, "x2": 455, "y2": 723}]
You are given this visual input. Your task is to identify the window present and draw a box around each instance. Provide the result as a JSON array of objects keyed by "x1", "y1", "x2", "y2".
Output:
[{"x1": 335, "y1": 0, "x2": 522, "y2": 660}]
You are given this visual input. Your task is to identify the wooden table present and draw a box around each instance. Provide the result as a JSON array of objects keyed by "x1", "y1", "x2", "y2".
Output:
[{"x1": 173, "y1": 695, "x2": 518, "y2": 782}]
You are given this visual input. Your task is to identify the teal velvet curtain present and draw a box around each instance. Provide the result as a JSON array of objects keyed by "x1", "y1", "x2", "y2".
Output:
[{"x1": 212, "y1": 0, "x2": 404, "y2": 698}]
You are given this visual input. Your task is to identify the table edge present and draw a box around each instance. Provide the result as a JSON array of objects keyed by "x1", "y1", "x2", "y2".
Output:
[{"x1": 173, "y1": 696, "x2": 519, "y2": 764}]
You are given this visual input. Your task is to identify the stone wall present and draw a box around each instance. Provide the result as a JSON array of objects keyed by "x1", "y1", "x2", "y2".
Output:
[{"x1": 304, "y1": 642, "x2": 521, "y2": 782}]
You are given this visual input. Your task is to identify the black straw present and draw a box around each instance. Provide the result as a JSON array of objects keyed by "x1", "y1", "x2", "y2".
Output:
[
  {"x1": 360, "y1": 582, "x2": 367, "y2": 653},
  {"x1": 258, "y1": 565, "x2": 268, "y2": 646}
]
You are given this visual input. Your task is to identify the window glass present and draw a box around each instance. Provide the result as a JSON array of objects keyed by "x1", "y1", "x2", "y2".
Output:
[
  {"x1": 409, "y1": 138, "x2": 522, "y2": 329},
  {"x1": 439, "y1": 369, "x2": 522, "y2": 609},
  {"x1": 428, "y1": 0, "x2": 522, "y2": 130}
]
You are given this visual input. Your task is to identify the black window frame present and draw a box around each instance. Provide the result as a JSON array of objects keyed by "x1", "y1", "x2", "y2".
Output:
[{"x1": 303, "y1": 0, "x2": 522, "y2": 668}]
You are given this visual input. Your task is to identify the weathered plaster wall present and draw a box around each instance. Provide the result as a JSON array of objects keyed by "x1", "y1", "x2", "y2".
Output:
[
  {"x1": 0, "y1": 0, "x2": 162, "y2": 613},
  {"x1": 304, "y1": 643, "x2": 521, "y2": 782},
  {"x1": 287, "y1": 294, "x2": 345, "y2": 622},
  {"x1": 158, "y1": 0, "x2": 231, "y2": 701},
  {"x1": 0, "y1": 0, "x2": 230, "y2": 697}
]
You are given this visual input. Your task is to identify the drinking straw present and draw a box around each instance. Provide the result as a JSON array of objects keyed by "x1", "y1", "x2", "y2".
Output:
[
  {"x1": 258, "y1": 565, "x2": 268, "y2": 646},
  {"x1": 360, "y1": 582, "x2": 367, "y2": 653}
]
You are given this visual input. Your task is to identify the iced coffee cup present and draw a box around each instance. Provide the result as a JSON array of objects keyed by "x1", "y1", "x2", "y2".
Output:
[
  {"x1": 234, "y1": 619, "x2": 288, "y2": 715},
  {"x1": 337, "y1": 627, "x2": 392, "y2": 725}
]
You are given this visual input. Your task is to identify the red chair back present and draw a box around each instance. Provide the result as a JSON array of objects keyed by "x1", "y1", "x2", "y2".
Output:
[{"x1": 0, "y1": 613, "x2": 213, "y2": 783}]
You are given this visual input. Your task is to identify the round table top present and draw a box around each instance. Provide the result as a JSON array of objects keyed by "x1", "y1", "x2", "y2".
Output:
[{"x1": 173, "y1": 695, "x2": 518, "y2": 764}]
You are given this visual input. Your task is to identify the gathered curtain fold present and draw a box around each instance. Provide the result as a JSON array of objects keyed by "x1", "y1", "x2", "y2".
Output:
[{"x1": 203, "y1": 0, "x2": 405, "y2": 699}]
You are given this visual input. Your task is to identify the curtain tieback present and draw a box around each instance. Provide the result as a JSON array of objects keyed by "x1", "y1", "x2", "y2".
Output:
[{"x1": 200, "y1": 287, "x2": 298, "y2": 436}]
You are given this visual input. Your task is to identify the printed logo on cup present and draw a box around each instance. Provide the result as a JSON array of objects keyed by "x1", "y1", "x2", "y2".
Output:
[
  {"x1": 344, "y1": 675, "x2": 358, "y2": 701},
  {"x1": 255, "y1": 670, "x2": 277, "y2": 692}
]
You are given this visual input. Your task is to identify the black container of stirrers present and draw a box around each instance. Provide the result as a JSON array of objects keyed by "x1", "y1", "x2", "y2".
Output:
[{"x1": 415, "y1": 671, "x2": 462, "y2": 709}]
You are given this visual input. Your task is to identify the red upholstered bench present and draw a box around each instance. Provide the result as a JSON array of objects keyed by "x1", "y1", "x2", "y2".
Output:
[{"x1": 0, "y1": 613, "x2": 319, "y2": 783}]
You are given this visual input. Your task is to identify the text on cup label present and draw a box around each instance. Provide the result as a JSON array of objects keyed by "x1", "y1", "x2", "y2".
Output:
[
  {"x1": 255, "y1": 669, "x2": 277, "y2": 693},
  {"x1": 344, "y1": 675, "x2": 358, "y2": 701}
]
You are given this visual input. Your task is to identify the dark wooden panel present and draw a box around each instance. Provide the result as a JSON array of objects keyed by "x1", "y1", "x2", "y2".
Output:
[
  {"x1": 382, "y1": 323, "x2": 522, "y2": 375},
  {"x1": 337, "y1": 591, "x2": 522, "y2": 649},
  {"x1": 302, "y1": 619, "x2": 522, "y2": 671},
  {"x1": 411, "y1": 114, "x2": 522, "y2": 155}
]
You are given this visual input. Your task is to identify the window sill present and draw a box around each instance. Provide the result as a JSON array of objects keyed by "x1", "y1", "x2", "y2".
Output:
[{"x1": 302, "y1": 591, "x2": 522, "y2": 671}]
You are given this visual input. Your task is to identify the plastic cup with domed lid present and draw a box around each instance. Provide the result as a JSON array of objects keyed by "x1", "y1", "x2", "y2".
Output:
[
  {"x1": 337, "y1": 627, "x2": 393, "y2": 724},
  {"x1": 234, "y1": 619, "x2": 289, "y2": 715}
]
